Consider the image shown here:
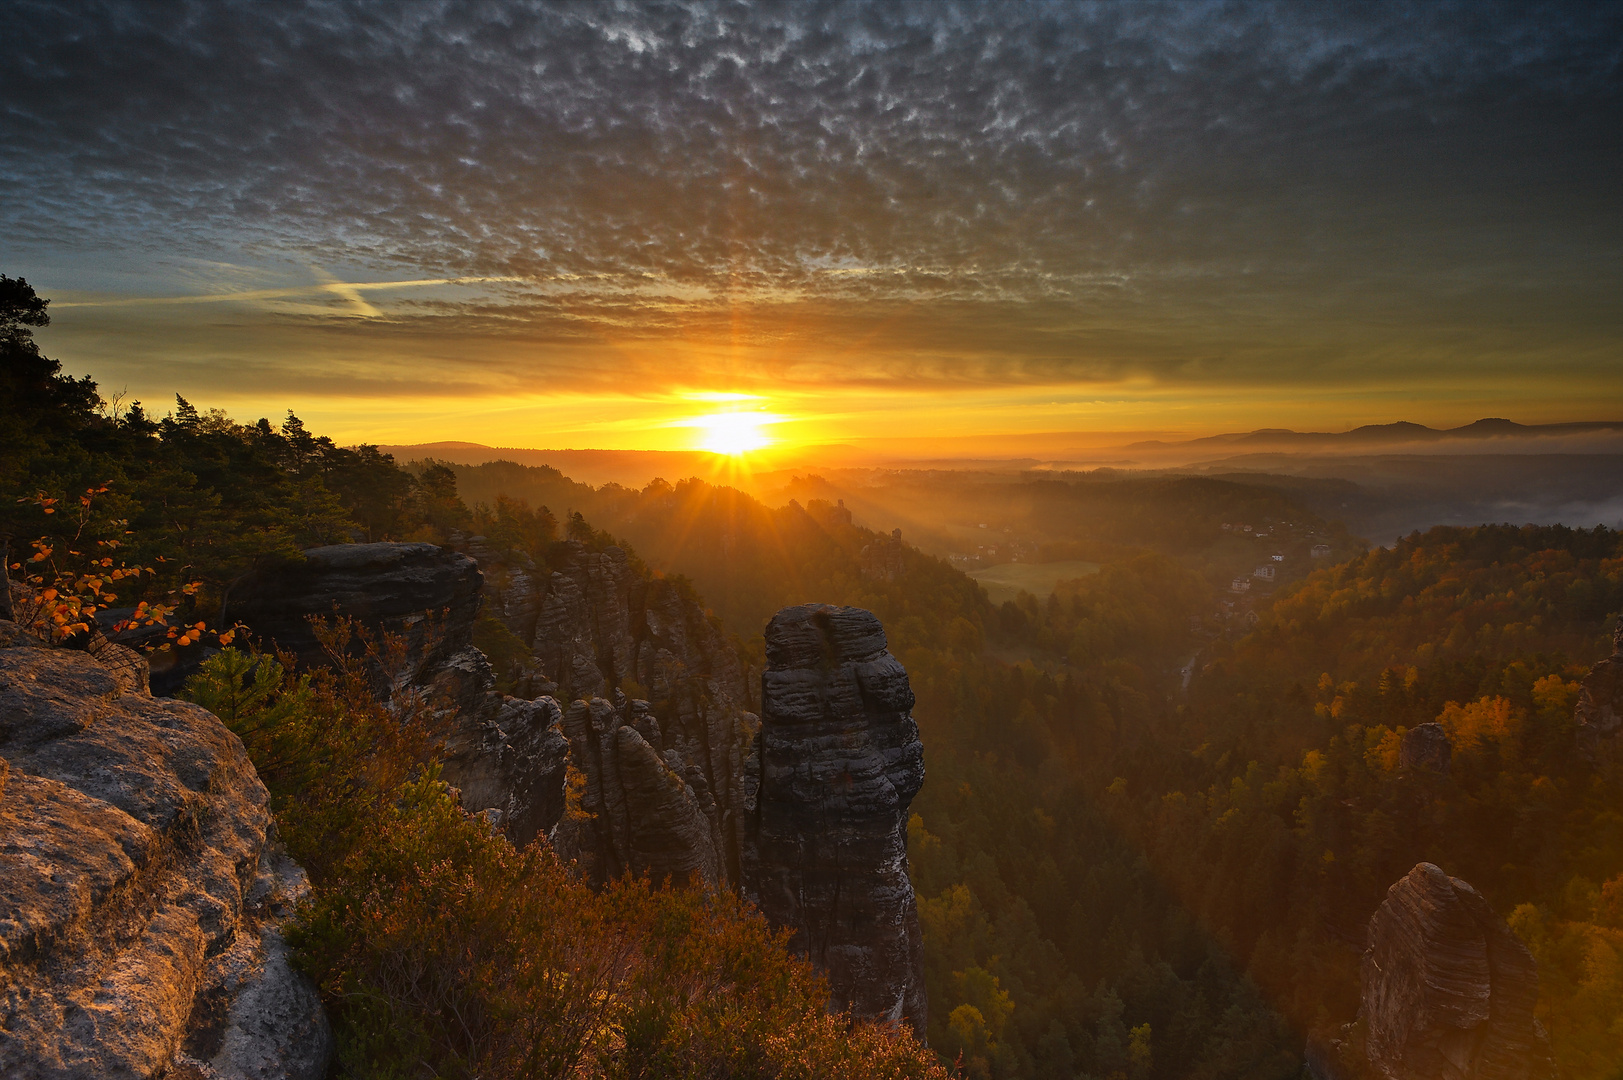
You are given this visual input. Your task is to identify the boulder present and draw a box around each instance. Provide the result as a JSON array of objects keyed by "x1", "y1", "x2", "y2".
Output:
[
  {"x1": 1360, "y1": 863, "x2": 1552, "y2": 1080},
  {"x1": 742, "y1": 603, "x2": 927, "y2": 1035},
  {"x1": 0, "y1": 638, "x2": 329, "y2": 1079}
]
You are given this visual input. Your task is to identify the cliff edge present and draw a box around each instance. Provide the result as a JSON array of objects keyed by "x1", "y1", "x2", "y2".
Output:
[{"x1": 0, "y1": 636, "x2": 329, "y2": 1079}]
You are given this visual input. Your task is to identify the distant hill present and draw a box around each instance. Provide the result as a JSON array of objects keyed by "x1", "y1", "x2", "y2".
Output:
[
  {"x1": 377, "y1": 442, "x2": 739, "y2": 489},
  {"x1": 1128, "y1": 418, "x2": 1623, "y2": 455}
]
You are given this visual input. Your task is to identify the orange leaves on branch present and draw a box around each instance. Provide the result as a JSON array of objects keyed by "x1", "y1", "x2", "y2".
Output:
[{"x1": 6, "y1": 485, "x2": 184, "y2": 648}]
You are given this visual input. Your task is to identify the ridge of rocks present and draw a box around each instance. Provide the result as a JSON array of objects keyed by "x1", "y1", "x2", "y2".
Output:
[
  {"x1": 229, "y1": 541, "x2": 481, "y2": 682},
  {"x1": 225, "y1": 539, "x2": 928, "y2": 1035},
  {"x1": 463, "y1": 537, "x2": 757, "y2": 885}
]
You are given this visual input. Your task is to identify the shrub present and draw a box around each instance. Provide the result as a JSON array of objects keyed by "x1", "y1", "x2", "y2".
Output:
[{"x1": 183, "y1": 644, "x2": 948, "y2": 1079}]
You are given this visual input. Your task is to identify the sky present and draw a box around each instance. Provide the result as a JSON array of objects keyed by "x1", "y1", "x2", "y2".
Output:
[{"x1": 3, "y1": 1, "x2": 1621, "y2": 454}]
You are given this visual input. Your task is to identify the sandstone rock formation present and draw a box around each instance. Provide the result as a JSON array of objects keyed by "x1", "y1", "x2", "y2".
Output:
[
  {"x1": 1400, "y1": 722, "x2": 1453, "y2": 774},
  {"x1": 1575, "y1": 622, "x2": 1623, "y2": 767},
  {"x1": 548, "y1": 694, "x2": 737, "y2": 886},
  {"x1": 742, "y1": 603, "x2": 927, "y2": 1035},
  {"x1": 223, "y1": 539, "x2": 928, "y2": 1033},
  {"x1": 461, "y1": 538, "x2": 757, "y2": 883},
  {"x1": 1359, "y1": 862, "x2": 1552, "y2": 1080},
  {"x1": 225, "y1": 541, "x2": 572, "y2": 851},
  {"x1": 228, "y1": 542, "x2": 481, "y2": 680},
  {"x1": 0, "y1": 638, "x2": 329, "y2": 1079},
  {"x1": 433, "y1": 660, "x2": 572, "y2": 851},
  {"x1": 859, "y1": 529, "x2": 907, "y2": 583}
]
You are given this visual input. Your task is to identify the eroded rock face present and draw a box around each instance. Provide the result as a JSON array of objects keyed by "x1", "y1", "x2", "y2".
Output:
[
  {"x1": 0, "y1": 639, "x2": 329, "y2": 1080},
  {"x1": 435, "y1": 541, "x2": 928, "y2": 1027},
  {"x1": 743, "y1": 603, "x2": 927, "y2": 1035},
  {"x1": 435, "y1": 664, "x2": 572, "y2": 851},
  {"x1": 228, "y1": 542, "x2": 481, "y2": 681},
  {"x1": 225, "y1": 542, "x2": 572, "y2": 850},
  {"x1": 1361, "y1": 863, "x2": 1552, "y2": 1080},
  {"x1": 1575, "y1": 623, "x2": 1623, "y2": 768},
  {"x1": 458, "y1": 539, "x2": 757, "y2": 882},
  {"x1": 546, "y1": 694, "x2": 739, "y2": 887},
  {"x1": 1400, "y1": 722, "x2": 1453, "y2": 774}
]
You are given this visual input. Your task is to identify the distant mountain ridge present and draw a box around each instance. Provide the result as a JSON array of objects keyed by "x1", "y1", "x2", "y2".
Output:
[{"x1": 1128, "y1": 418, "x2": 1623, "y2": 451}]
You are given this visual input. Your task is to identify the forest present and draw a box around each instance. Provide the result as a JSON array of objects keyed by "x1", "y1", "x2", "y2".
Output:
[{"x1": 5, "y1": 275, "x2": 1622, "y2": 1078}]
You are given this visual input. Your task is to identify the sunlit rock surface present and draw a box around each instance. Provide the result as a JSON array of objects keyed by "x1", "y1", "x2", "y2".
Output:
[
  {"x1": 743, "y1": 603, "x2": 927, "y2": 1036},
  {"x1": 0, "y1": 638, "x2": 329, "y2": 1079},
  {"x1": 1360, "y1": 862, "x2": 1552, "y2": 1080}
]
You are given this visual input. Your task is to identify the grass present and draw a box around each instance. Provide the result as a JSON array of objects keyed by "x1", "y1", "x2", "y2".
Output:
[{"x1": 968, "y1": 560, "x2": 1100, "y2": 605}]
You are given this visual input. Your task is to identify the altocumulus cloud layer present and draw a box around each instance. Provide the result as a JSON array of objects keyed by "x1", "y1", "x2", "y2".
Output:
[{"x1": 2, "y1": 0, "x2": 1621, "y2": 420}]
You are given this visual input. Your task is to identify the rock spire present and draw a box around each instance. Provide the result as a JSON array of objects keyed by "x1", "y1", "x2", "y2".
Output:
[{"x1": 743, "y1": 603, "x2": 927, "y2": 1035}]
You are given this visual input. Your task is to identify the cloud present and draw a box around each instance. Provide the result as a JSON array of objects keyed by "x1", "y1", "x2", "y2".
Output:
[
  {"x1": 52, "y1": 275, "x2": 522, "y2": 317},
  {"x1": 2, "y1": 0, "x2": 1620, "y2": 414}
]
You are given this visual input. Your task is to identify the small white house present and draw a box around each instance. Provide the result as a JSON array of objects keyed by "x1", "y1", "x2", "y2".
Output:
[
  {"x1": 1230, "y1": 577, "x2": 1251, "y2": 593},
  {"x1": 1311, "y1": 543, "x2": 1332, "y2": 558},
  {"x1": 1253, "y1": 565, "x2": 1276, "y2": 581}
]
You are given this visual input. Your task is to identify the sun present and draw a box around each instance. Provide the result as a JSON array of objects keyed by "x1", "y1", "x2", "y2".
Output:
[{"x1": 696, "y1": 412, "x2": 773, "y2": 455}]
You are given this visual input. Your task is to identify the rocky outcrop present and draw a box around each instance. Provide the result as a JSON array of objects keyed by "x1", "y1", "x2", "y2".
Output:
[
  {"x1": 859, "y1": 529, "x2": 907, "y2": 583},
  {"x1": 1400, "y1": 722, "x2": 1453, "y2": 774},
  {"x1": 545, "y1": 693, "x2": 742, "y2": 887},
  {"x1": 1575, "y1": 623, "x2": 1623, "y2": 767},
  {"x1": 220, "y1": 536, "x2": 933, "y2": 1036},
  {"x1": 1359, "y1": 863, "x2": 1552, "y2": 1080},
  {"x1": 224, "y1": 542, "x2": 572, "y2": 850},
  {"x1": 228, "y1": 542, "x2": 481, "y2": 681},
  {"x1": 433, "y1": 657, "x2": 572, "y2": 851},
  {"x1": 742, "y1": 603, "x2": 927, "y2": 1035},
  {"x1": 460, "y1": 538, "x2": 757, "y2": 883},
  {"x1": 0, "y1": 638, "x2": 329, "y2": 1079}
]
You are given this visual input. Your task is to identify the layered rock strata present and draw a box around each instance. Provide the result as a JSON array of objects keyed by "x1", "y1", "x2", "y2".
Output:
[
  {"x1": 1575, "y1": 623, "x2": 1623, "y2": 767},
  {"x1": 224, "y1": 540, "x2": 929, "y2": 1033},
  {"x1": 743, "y1": 603, "x2": 927, "y2": 1035},
  {"x1": 225, "y1": 542, "x2": 572, "y2": 850},
  {"x1": 1360, "y1": 862, "x2": 1552, "y2": 1080},
  {"x1": 0, "y1": 638, "x2": 329, "y2": 1079},
  {"x1": 228, "y1": 542, "x2": 481, "y2": 682}
]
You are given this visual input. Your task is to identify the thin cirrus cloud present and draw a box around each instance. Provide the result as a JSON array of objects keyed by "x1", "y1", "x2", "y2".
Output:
[{"x1": 2, "y1": 0, "x2": 1620, "y2": 442}]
